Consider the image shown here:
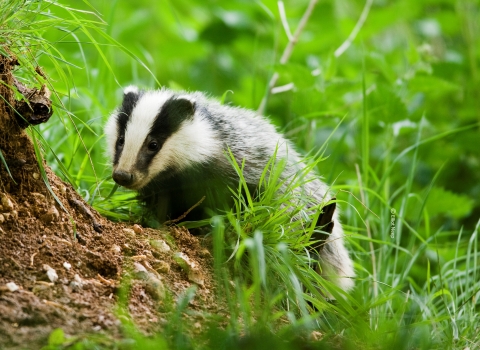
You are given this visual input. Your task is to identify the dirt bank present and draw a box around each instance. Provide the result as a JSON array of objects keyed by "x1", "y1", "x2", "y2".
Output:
[{"x1": 0, "y1": 53, "x2": 218, "y2": 349}]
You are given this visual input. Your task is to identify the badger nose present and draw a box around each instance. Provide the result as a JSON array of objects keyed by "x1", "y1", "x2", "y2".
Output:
[{"x1": 112, "y1": 170, "x2": 134, "y2": 187}]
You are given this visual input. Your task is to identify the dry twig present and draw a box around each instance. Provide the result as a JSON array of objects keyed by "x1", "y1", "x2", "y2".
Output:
[{"x1": 164, "y1": 195, "x2": 206, "y2": 225}]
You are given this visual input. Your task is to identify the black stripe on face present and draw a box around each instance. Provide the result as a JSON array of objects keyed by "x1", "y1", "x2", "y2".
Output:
[
  {"x1": 113, "y1": 89, "x2": 141, "y2": 165},
  {"x1": 135, "y1": 96, "x2": 196, "y2": 173}
]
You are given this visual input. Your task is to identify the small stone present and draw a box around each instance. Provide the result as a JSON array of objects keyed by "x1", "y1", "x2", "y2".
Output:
[
  {"x1": 10, "y1": 210, "x2": 18, "y2": 220},
  {"x1": 133, "y1": 263, "x2": 165, "y2": 300},
  {"x1": 174, "y1": 252, "x2": 205, "y2": 285},
  {"x1": 43, "y1": 264, "x2": 58, "y2": 283},
  {"x1": 69, "y1": 281, "x2": 81, "y2": 292},
  {"x1": 32, "y1": 284, "x2": 51, "y2": 294},
  {"x1": 70, "y1": 274, "x2": 85, "y2": 291},
  {"x1": 122, "y1": 228, "x2": 135, "y2": 237},
  {"x1": 133, "y1": 224, "x2": 143, "y2": 234},
  {"x1": 6, "y1": 282, "x2": 19, "y2": 292},
  {"x1": 310, "y1": 331, "x2": 323, "y2": 341},
  {"x1": 150, "y1": 239, "x2": 171, "y2": 254},
  {"x1": 188, "y1": 269, "x2": 204, "y2": 286},
  {"x1": 110, "y1": 245, "x2": 121, "y2": 253},
  {"x1": 32, "y1": 173, "x2": 40, "y2": 180},
  {"x1": 200, "y1": 249, "x2": 211, "y2": 257},
  {"x1": 0, "y1": 214, "x2": 4, "y2": 224},
  {"x1": 144, "y1": 275, "x2": 165, "y2": 300},
  {"x1": 32, "y1": 192, "x2": 46, "y2": 203},
  {"x1": 154, "y1": 261, "x2": 170, "y2": 274},
  {"x1": 143, "y1": 250, "x2": 154, "y2": 259},
  {"x1": 122, "y1": 243, "x2": 133, "y2": 254},
  {"x1": 47, "y1": 269, "x2": 58, "y2": 282},
  {"x1": 3, "y1": 213, "x2": 10, "y2": 221},
  {"x1": 1, "y1": 194, "x2": 14, "y2": 211},
  {"x1": 74, "y1": 274, "x2": 84, "y2": 285},
  {"x1": 173, "y1": 252, "x2": 195, "y2": 272},
  {"x1": 59, "y1": 185, "x2": 67, "y2": 195},
  {"x1": 40, "y1": 206, "x2": 59, "y2": 224},
  {"x1": 63, "y1": 262, "x2": 71, "y2": 270},
  {"x1": 133, "y1": 262, "x2": 148, "y2": 278},
  {"x1": 49, "y1": 206, "x2": 59, "y2": 220}
]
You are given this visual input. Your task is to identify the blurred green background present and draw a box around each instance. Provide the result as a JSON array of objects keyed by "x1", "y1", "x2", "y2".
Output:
[{"x1": 36, "y1": 0, "x2": 479, "y2": 231}]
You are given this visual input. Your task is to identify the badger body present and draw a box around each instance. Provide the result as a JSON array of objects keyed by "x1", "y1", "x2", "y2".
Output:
[{"x1": 105, "y1": 86, "x2": 354, "y2": 291}]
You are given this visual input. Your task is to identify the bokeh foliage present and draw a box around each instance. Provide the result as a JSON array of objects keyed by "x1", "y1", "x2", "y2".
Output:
[{"x1": 35, "y1": 0, "x2": 479, "y2": 230}]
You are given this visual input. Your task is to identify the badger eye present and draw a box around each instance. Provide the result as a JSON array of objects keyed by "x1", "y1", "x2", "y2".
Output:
[
  {"x1": 148, "y1": 141, "x2": 159, "y2": 151},
  {"x1": 117, "y1": 136, "x2": 125, "y2": 147}
]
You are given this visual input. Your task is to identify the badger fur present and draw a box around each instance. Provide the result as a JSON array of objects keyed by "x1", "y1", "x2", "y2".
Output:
[{"x1": 105, "y1": 86, "x2": 354, "y2": 291}]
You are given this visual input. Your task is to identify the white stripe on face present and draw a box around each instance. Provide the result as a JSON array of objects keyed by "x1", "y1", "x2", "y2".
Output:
[
  {"x1": 116, "y1": 90, "x2": 173, "y2": 172},
  {"x1": 105, "y1": 112, "x2": 120, "y2": 159}
]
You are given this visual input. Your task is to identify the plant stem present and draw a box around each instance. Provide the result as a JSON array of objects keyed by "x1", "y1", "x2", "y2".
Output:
[{"x1": 258, "y1": 0, "x2": 319, "y2": 114}]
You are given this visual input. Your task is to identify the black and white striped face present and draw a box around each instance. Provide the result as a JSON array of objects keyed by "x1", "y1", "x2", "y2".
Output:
[{"x1": 104, "y1": 86, "x2": 220, "y2": 190}]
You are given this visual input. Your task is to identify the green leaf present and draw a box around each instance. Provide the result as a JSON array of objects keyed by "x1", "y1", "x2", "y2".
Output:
[
  {"x1": 409, "y1": 75, "x2": 460, "y2": 97},
  {"x1": 48, "y1": 328, "x2": 66, "y2": 346},
  {"x1": 407, "y1": 186, "x2": 474, "y2": 220},
  {"x1": 276, "y1": 63, "x2": 316, "y2": 89},
  {"x1": 424, "y1": 187, "x2": 474, "y2": 219},
  {"x1": 368, "y1": 83, "x2": 408, "y2": 123}
]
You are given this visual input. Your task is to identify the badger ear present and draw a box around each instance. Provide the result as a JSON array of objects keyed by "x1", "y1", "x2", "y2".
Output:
[
  {"x1": 120, "y1": 85, "x2": 141, "y2": 117},
  {"x1": 175, "y1": 96, "x2": 196, "y2": 117},
  {"x1": 164, "y1": 96, "x2": 196, "y2": 121},
  {"x1": 123, "y1": 85, "x2": 140, "y2": 96}
]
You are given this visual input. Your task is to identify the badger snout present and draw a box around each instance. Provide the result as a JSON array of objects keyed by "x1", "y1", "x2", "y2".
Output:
[{"x1": 112, "y1": 170, "x2": 134, "y2": 187}]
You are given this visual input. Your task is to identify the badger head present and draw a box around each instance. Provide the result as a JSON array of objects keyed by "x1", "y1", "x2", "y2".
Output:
[{"x1": 104, "y1": 86, "x2": 219, "y2": 190}]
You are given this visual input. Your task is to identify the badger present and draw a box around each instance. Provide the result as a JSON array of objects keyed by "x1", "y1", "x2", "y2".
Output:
[{"x1": 104, "y1": 86, "x2": 354, "y2": 292}]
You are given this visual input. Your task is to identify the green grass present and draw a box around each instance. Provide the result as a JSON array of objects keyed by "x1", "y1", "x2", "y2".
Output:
[{"x1": 2, "y1": 0, "x2": 479, "y2": 349}]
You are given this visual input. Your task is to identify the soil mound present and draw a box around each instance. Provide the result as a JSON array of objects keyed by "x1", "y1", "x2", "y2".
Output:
[{"x1": 0, "y1": 54, "x2": 217, "y2": 349}]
